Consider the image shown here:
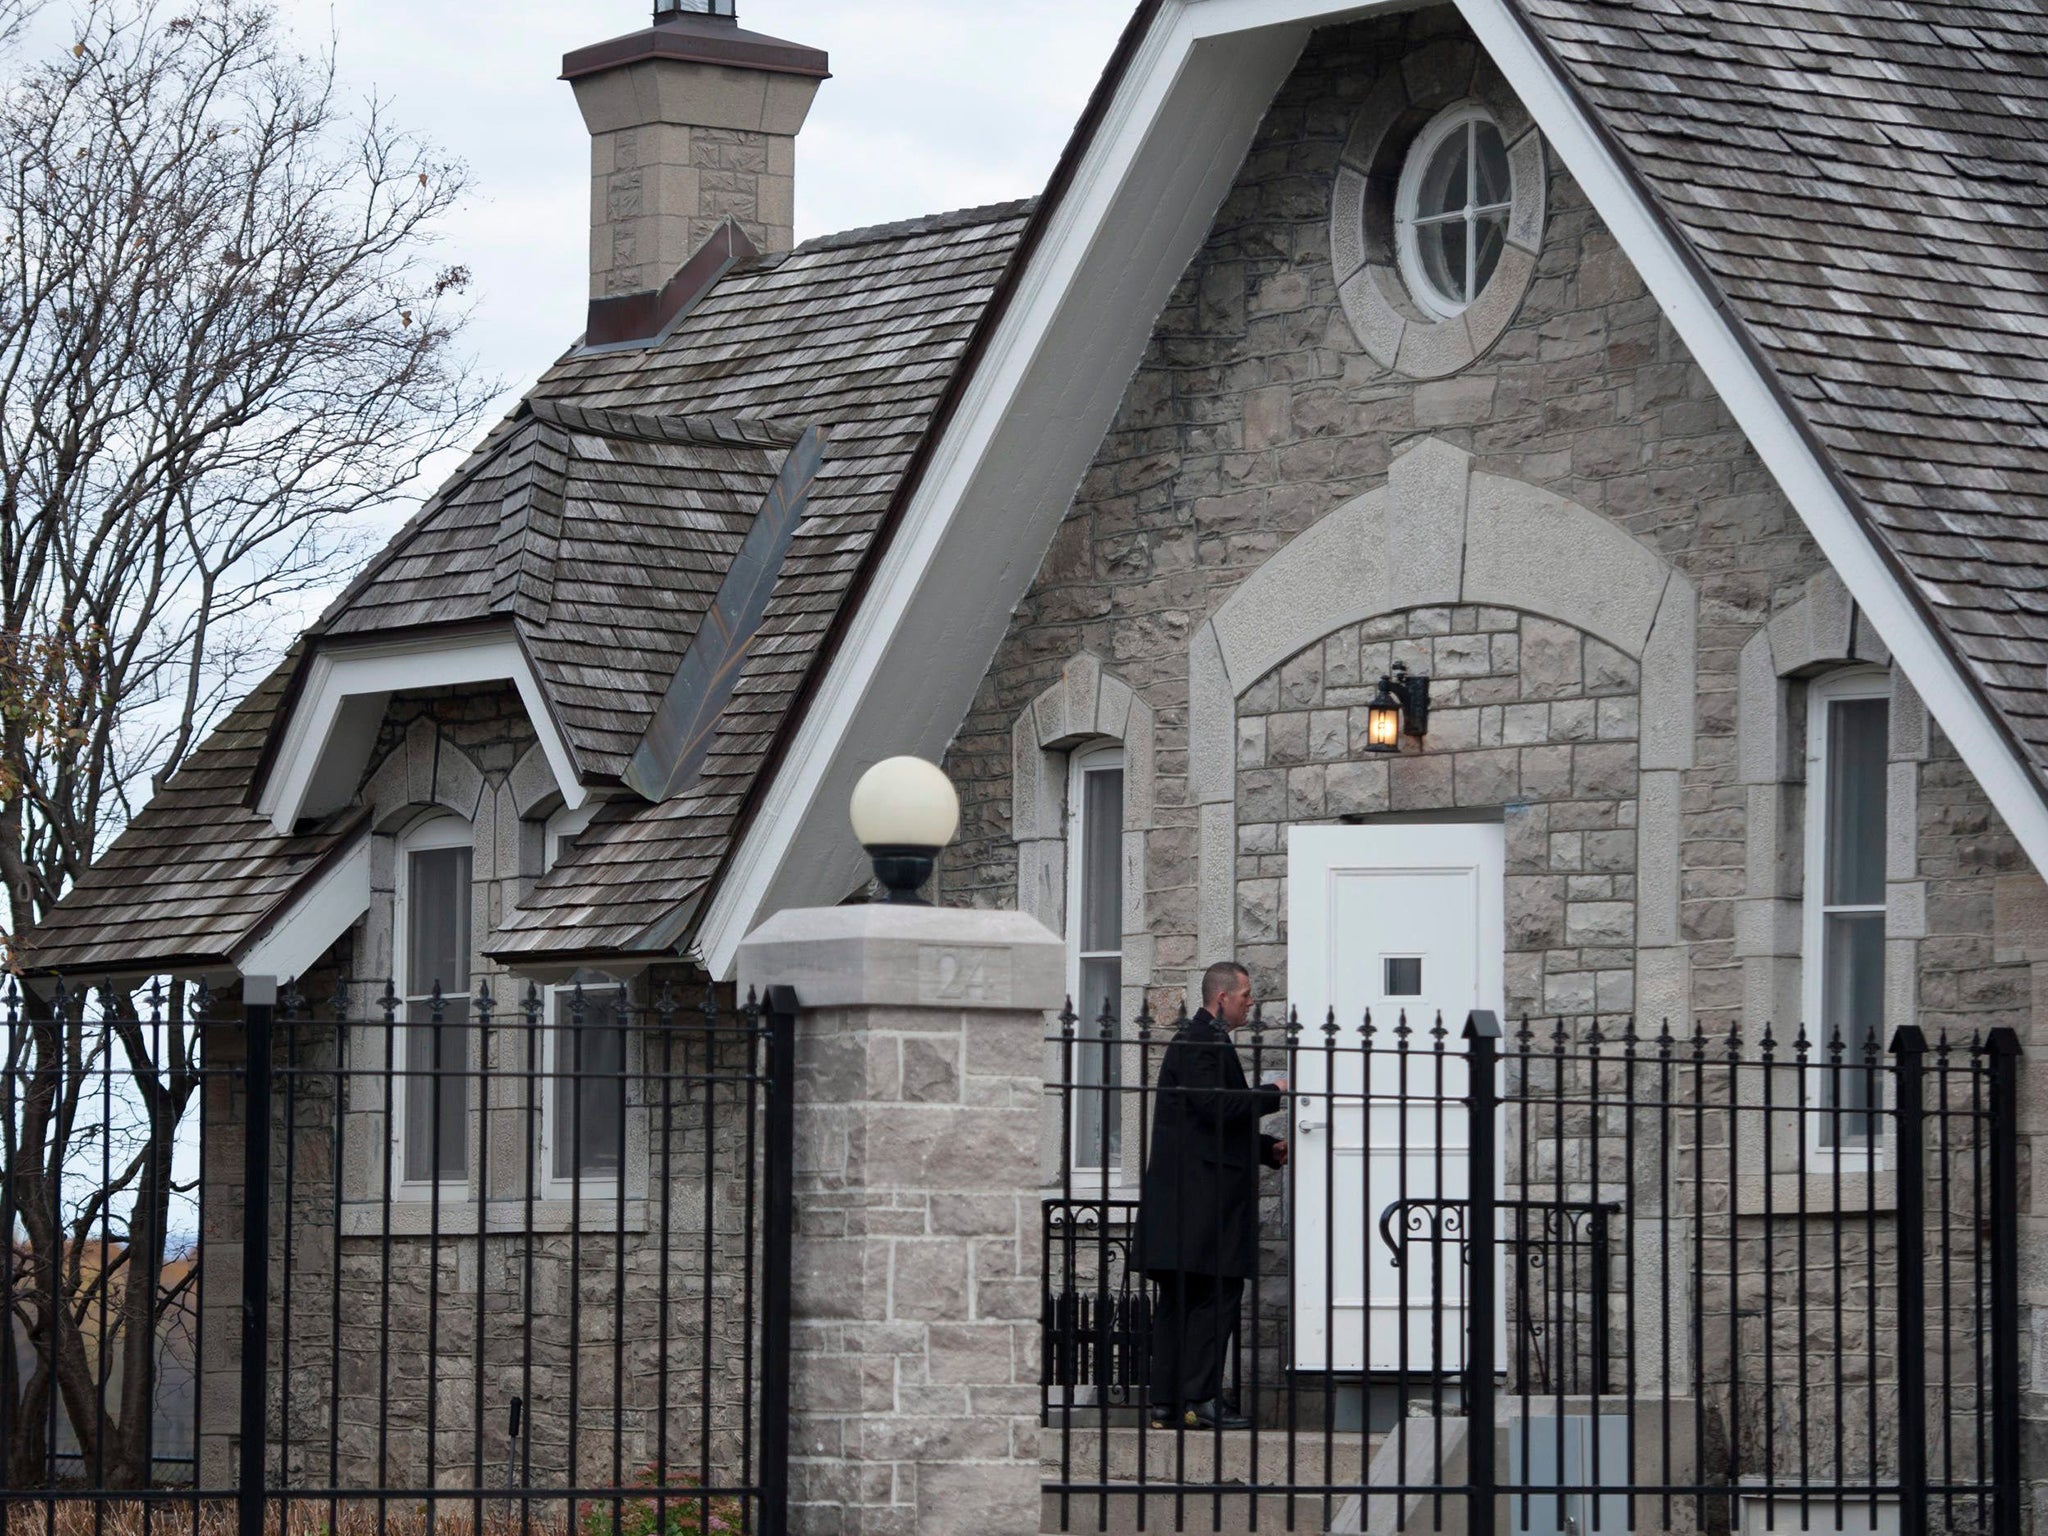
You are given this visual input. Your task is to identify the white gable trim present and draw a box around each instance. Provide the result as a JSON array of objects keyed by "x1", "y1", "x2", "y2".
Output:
[
  {"x1": 258, "y1": 630, "x2": 584, "y2": 834},
  {"x1": 696, "y1": 0, "x2": 2048, "y2": 978},
  {"x1": 695, "y1": 0, "x2": 1335, "y2": 977},
  {"x1": 1457, "y1": 0, "x2": 2048, "y2": 877},
  {"x1": 234, "y1": 833, "x2": 371, "y2": 981}
]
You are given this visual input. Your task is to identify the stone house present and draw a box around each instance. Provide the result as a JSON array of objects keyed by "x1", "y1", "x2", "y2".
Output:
[{"x1": 22, "y1": 0, "x2": 2048, "y2": 1525}]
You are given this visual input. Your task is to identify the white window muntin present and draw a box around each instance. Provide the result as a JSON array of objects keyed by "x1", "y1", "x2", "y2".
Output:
[
  {"x1": 1066, "y1": 743, "x2": 1125, "y2": 1172},
  {"x1": 1395, "y1": 103, "x2": 1514, "y2": 321},
  {"x1": 1802, "y1": 668, "x2": 1890, "y2": 1156},
  {"x1": 391, "y1": 813, "x2": 475, "y2": 1192}
]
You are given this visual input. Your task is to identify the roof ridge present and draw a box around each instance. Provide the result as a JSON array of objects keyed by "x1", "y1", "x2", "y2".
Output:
[
  {"x1": 309, "y1": 410, "x2": 541, "y2": 636},
  {"x1": 489, "y1": 420, "x2": 569, "y2": 625},
  {"x1": 788, "y1": 196, "x2": 1039, "y2": 256}
]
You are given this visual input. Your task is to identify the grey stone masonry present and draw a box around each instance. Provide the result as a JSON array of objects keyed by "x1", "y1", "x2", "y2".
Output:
[
  {"x1": 738, "y1": 905, "x2": 1062, "y2": 1536},
  {"x1": 570, "y1": 50, "x2": 822, "y2": 297},
  {"x1": 1235, "y1": 603, "x2": 1642, "y2": 1021}
]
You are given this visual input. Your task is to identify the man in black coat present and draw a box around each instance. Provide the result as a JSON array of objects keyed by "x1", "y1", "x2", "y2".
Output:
[{"x1": 1134, "y1": 960, "x2": 1288, "y2": 1430}]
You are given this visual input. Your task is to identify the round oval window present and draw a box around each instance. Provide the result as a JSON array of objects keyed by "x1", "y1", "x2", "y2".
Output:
[{"x1": 1395, "y1": 105, "x2": 1513, "y2": 320}]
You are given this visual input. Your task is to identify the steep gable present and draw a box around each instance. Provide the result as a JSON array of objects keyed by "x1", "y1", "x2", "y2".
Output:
[{"x1": 1512, "y1": 0, "x2": 2048, "y2": 783}]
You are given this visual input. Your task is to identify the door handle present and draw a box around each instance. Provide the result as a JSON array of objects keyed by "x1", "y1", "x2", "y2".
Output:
[{"x1": 1299, "y1": 1120, "x2": 1320, "y2": 1134}]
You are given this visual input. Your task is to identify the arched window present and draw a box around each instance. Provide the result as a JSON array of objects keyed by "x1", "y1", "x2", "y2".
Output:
[
  {"x1": 1803, "y1": 667, "x2": 1889, "y2": 1148},
  {"x1": 1067, "y1": 742, "x2": 1124, "y2": 1169},
  {"x1": 393, "y1": 813, "x2": 474, "y2": 1187}
]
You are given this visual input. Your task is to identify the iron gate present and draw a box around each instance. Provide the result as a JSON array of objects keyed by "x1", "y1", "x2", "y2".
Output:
[{"x1": 1042, "y1": 1000, "x2": 2022, "y2": 1535}]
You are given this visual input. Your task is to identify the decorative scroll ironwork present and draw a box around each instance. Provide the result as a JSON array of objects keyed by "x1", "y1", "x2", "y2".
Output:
[{"x1": 1041, "y1": 1198, "x2": 1152, "y2": 1397}]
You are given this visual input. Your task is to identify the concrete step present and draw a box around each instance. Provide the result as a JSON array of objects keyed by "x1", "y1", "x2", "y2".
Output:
[
  {"x1": 1041, "y1": 1426, "x2": 1379, "y2": 1486},
  {"x1": 1042, "y1": 1487, "x2": 1361, "y2": 1534}
]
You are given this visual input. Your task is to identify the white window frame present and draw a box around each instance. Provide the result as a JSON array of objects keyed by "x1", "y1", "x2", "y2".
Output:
[
  {"x1": 1065, "y1": 742, "x2": 1125, "y2": 1175},
  {"x1": 1801, "y1": 667, "x2": 1890, "y2": 1163},
  {"x1": 1395, "y1": 102, "x2": 1515, "y2": 321},
  {"x1": 390, "y1": 813, "x2": 476, "y2": 1198},
  {"x1": 536, "y1": 802, "x2": 630, "y2": 1197},
  {"x1": 537, "y1": 977, "x2": 631, "y2": 1199},
  {"x1": 545, "y1": 801, "x2": 599, "y2": 866}
]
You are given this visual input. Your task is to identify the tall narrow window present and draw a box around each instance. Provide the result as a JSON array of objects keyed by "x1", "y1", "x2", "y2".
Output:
[
  {"x1": 1068, "y1": 745, "x2": 1124, "y2": 1169},
  {"x1": 541, "y1": 805, "x2": 628, "y2": 1189},
  {"x1": 1804, "y1": 672, "x2": 1889, "y2": 1145},
  {"x1": 396, "y1": 817, "x2": 473, "y2": 1185},
  {"x1": 548, "y1": 977, "x2": 628, "y2": 1185}
]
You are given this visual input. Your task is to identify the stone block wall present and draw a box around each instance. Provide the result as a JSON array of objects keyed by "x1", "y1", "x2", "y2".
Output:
[
  {"x1": 196, "y1": 967, "x2": 766, "y2": 1502},
  {"x1": 1234, "y1": 603, "x2": 1642, "y2": 1021},
  {"x1": 780, "y1": 1000, "x2": 1044, "y2": 1533},
  {"x1": 937, "y1": 6, "x2": 1836, "y2": 1040},
  {"x1": 935, "y1": 2, "x2": 2043, "y2": 1111},
  {"x1": 926, "y1": 0, "x2": 2048, "y2": 1498},
  {"x1": 738, "y1": 904, "x2": 1057, "y2": 1536}
]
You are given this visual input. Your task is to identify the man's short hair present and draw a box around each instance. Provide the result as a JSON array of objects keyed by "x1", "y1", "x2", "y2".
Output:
[{"x1": 1201, "y1": 959, "x2": 1251, "y2": 1007}]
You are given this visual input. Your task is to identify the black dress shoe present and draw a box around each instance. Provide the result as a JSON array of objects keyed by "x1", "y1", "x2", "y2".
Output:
[{"x1": 1186, "y1": 1397, "x2": 1252, "y2": 1430}]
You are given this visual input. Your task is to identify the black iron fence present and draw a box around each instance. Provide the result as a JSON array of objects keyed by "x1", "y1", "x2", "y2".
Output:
[
  {"x1": 2, "y1": 978, "x2": 796, "y2": 1536},
  {"x1": 1042, "y1": 1001, "x2": 2021, "y2": 1536}
]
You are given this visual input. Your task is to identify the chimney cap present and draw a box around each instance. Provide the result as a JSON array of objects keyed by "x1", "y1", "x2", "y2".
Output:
[
  {"x1": 562, "y1": 7, "x2": 829, "y2": 83},
  {"x1": 655, "y1": 0, "x2": 737, "y2": 19}
]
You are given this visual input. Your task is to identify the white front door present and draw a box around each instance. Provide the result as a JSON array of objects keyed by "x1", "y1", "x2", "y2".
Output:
[{"x1": 1286, "y1": 822, "x2": 1503, "y2": 1373}]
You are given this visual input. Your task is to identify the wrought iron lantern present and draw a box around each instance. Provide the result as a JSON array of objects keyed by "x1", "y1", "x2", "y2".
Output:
[
  {"x1": 655, "y1": 0, "x2": 736, "y2": 19},
  {"x1": 849, "y1": 756, "x2": 960, "y2": 904},
  {"x1": 1363, "y1": 662, "x2": 1431, "y2": 753}
]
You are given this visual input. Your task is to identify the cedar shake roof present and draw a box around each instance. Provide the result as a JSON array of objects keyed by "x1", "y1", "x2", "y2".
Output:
[
  {"x1": 21, "y1": 651, "x2": 363, "y2": 977},
  {"x1": 315, "y1": 403, "x2": 795, "y2": 776},
  {"x1": 25, "y1": 199, "x2": 1034, "y2": 974},
  {"x1": 40, "y1": 0, "x2": 2048, "y2": 973},
  {"x1": 1509, "y1": 0, "x2": 2048, "y2": 781}
]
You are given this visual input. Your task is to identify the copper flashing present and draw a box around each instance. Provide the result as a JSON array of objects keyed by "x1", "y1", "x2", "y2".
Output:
[
  {"x1": 584, "y1": 218, "x2": 759, "y2": 349},
  {"x1": 624, "y1": 424, "x2": 830, "y2": 803},
  {"x1": 561, "y1": 14, "x2": 829, "y2": 83}
]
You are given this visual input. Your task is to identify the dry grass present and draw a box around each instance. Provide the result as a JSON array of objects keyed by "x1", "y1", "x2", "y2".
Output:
[{"x1": 0, "y1": 1486, "x2": 750, "y2": 1536}]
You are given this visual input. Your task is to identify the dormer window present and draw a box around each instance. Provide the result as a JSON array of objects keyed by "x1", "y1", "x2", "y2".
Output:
[{"x1": 395, "y1": 814, "x2": 474, "y2": 1187}]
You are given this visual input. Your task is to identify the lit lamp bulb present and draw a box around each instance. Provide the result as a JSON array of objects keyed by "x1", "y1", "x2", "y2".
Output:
[
  {"x1": 1363, "y1": 662, "x2": 1429, "y2": 754},
  {"x1": 849, "y1": 756, "x2": 961, "y2": 905},
  {"x1": 1364, "y1": 676, "x2": 1405, "y2": 754}
]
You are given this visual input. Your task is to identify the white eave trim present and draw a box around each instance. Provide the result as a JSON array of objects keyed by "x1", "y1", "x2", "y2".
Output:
[
  {"x1": 694, "y1": 0, "x2": 2048, "y2": 975},
  {"x1": 693, "y1": 0, "x2": 1332, "y2": 978},
  {"x1": 234, "y1": 833, "x2": 371, "y2": 981},
  {"x1": 257, "y1": 630, "x2": 585, "y2": 834},
  {"x1": 1455, "y1": 0, "x2": 2048, "y2": 877}
]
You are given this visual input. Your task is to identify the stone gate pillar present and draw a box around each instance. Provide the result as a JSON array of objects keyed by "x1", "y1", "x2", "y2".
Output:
[{"x1": 738, "y1": 903, "x2": 1060, "y2": 1536}]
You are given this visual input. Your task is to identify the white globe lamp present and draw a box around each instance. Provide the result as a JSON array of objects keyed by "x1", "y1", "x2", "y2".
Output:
[{"x1": 848, "y1": 756, "x2": 960, "y2": 905}]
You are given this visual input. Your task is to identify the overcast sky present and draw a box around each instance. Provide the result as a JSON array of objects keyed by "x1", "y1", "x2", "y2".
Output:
[{"x1": 266, "y1": 1, "x2": 1133, "y2": 469}]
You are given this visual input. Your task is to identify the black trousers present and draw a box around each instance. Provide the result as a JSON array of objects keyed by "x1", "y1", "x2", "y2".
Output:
[{"x1": 1146, "y1": 1271, "x2": 1244, "y2": 1411}]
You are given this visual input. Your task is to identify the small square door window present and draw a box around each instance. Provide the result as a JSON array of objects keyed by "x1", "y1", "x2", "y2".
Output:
[{"x1": 1384, "y1": 956, "x2": 1423, "y2": 997}]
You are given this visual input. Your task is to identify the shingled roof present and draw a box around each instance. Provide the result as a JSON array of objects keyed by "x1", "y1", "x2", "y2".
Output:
[
  {"x1": 1509, "y1": 0, "x2": 2048, "y2": 781},
  {"x1": 25, "y1": 199, "x2": 1035, "y2": 974},
  {"x1": 37, "y1": 0, "x2": 2048, "y2": 975},
  {"x1": 314, "y1": 402, "x2": 797, "y2": 776}
]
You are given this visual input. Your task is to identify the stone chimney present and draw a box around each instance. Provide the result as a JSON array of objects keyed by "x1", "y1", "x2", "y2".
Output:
[{"x1": 563, "y1": 3, "x2": 829, "y2": 345}]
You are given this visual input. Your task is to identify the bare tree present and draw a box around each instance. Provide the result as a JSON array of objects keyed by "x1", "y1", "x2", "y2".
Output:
[{"x1": 0, "y1": 0, "x2": 494, "y2": 1487}]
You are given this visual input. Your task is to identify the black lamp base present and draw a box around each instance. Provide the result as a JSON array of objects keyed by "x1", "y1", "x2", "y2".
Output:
[{"x1": 866, "y1": 845, "x2": 939, "y2": 905}]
